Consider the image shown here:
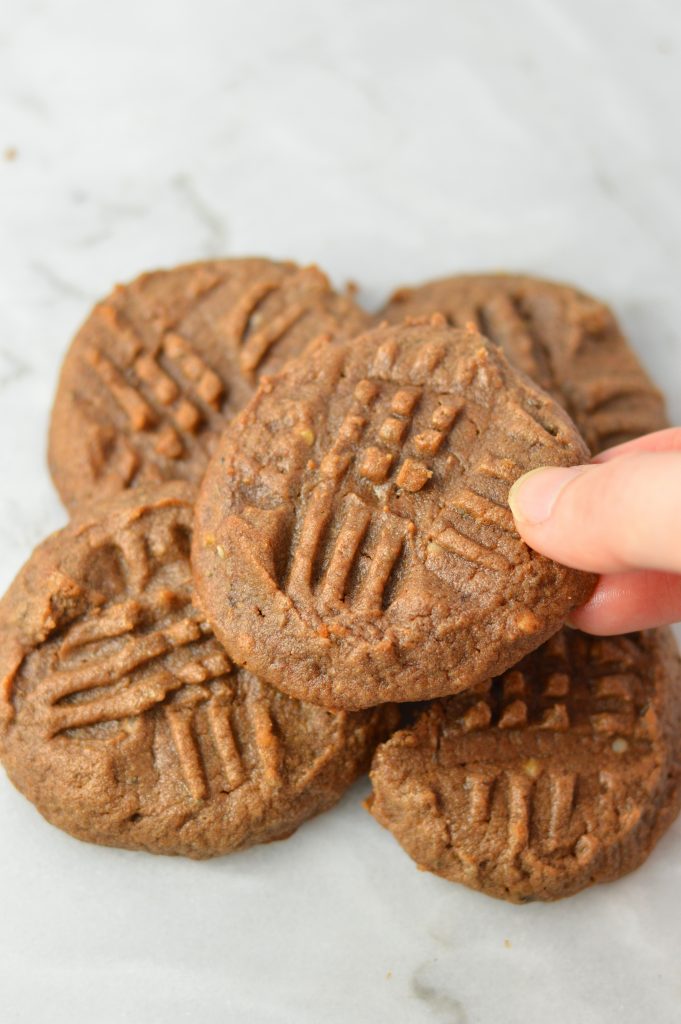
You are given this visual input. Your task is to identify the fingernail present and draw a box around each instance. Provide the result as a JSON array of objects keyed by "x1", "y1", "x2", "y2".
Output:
[{"x1": 508, "y1": 465, "x2": 588, "y2": 526}]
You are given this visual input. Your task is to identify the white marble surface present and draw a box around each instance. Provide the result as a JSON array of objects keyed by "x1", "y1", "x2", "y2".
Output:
[{"x1": 1, "y1": 1, "x2": 681, "y2": 1021}]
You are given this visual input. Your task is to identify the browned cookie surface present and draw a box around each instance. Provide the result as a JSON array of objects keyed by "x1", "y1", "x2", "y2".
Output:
[
  {"x1": 369, "y1": 628, "x2": 681, "y2": 902},
  {"x1": 0, "y1": 483, "x2": 393, "y2": 857},
  {"x1": 381, "y1": 274, "x2": 667, "y2": 454},
  {"x1": 49, "y1": 258, "x2": 369, "y2": 510},
  {"x1": 193, "y1": 318, "x2": 595, "y2": 710}
]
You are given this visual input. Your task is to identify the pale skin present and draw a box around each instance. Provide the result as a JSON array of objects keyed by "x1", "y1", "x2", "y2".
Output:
[{"x1": 508, "y1": 428, "x2": 681, "y2": 634}]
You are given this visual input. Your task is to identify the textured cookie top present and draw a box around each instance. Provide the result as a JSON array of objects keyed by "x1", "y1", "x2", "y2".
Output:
[
  {"x1": 369, "y1": 628, "x2": 681, "y2": 902},
  {"x1": 381, "y1": 274, "x2": 667, "y2": 454},
  {"x1": 49, "y1": 258, "x2": 370, "y2": 510},
  {"x1": 0, "y1": 483, "x2": 391, "y2": 857},
  {"x1": 193, "y1": 318, "x2": 595, "y2": 710}
]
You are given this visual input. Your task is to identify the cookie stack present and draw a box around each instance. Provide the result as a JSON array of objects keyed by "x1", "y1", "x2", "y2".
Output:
[{"x1": 1, "y1": 260, "x2": 679, "y2": 903}]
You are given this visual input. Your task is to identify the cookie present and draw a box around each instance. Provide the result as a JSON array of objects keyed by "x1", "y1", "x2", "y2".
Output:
[
  {"x1": 49, "y1": 258, "x2": 370, "y2": 510},
  {"x1": 380, "y1": 274, "x2": 667, "y2": 454},
  {"x1": 368, "y1": 627, "x2": 681, "y2": 902},
  {"x1": 192, "y1": 318, "x2": 595, "y2": 710},
  {"x1": 0, "y1": 483, "x2": 394, "y2": 858}
]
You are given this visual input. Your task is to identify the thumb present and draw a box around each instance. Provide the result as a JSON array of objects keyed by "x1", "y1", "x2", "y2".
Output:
[{"x1": 508, "y1": 451, "x2": 681, "y2": 575}]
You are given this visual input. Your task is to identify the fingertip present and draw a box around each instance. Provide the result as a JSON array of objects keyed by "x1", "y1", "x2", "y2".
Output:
[
  {"x1": 509, "y1": 465, "x2": 588, "y2": 528},
  {"x1": 566, "y1": 571, "x2": 681, "y2": 635}
]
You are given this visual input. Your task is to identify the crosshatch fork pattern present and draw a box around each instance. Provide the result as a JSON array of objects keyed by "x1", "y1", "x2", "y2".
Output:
[
  {"x1": 35, "y1": 593, "x2": 267, "y2": 803},
  {"x1": 49, "y1": 259, "x2": 370, "y2": 508},
  {"x1": 430, "y1": 630, "x2": 669, "y2": 863},
  {"x1": 0, "y1": 486, "x2": 393, "y2": 856},
  {"x1": 369, "y1": 628, "x2": 681, "y2": 901},
  {"x1": 444, "y1": 630, "x2": 654, "y2": 742},
  {"x1": 70, "y1": 268, "x2": 325, "y2": 478},
  {"x1": 0, "y1": 492, "x2": 338, "y2": 808},
  {"x1": 279, "y1": 332, "x2": 574, "y2": 629},
  {"x1": 4, "y1": 520, "x2": 288, "y2": 804}
]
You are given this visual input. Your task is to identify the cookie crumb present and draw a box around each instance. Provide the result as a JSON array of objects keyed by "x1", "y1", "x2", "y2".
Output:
[
  {"x1": 523, "y1": 757, "x2": 542, "y2": 779},
  {"x1": 515, "y1": 609, "x2": 541, "y2": 635}
]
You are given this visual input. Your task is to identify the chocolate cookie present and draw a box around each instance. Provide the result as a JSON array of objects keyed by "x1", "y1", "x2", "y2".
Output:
[
  {"x1": 192, "y1": 318, "x2": 595, "y2": 710},
  {"x1": 380, "y1": 274, "x2": 667, "y2": 454},
  {"x1": 49, "y1": 258, "x2": 370, "y2": 510},
  {"x1": 369, "y1": 628, "x2": 681, "y2": 902},
  {"x1": 0, "y1": 483, "x2": 393, "y2": 857}
]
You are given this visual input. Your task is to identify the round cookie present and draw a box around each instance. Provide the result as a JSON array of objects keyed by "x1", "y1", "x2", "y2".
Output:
[
  {"x1": 49, "y1": 258, "x2": 370, "y2": 510},
  {"x1": 368, "y1": 627, "x2": 681, "y2": 902},
  {"x1": 193, "y1": 318, "x2": 595, "y2": 710},
  {"x1": 381, "y1": 274, "x2": 667, "y2": 454},
  {"x1": 0, "y1": 483, "x2": 394, "y2": 858}
]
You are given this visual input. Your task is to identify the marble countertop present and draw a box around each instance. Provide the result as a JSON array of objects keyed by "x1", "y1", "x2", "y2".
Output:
[{"x1": 1, "y1": 1, "x2": 681, "y2": 1021}]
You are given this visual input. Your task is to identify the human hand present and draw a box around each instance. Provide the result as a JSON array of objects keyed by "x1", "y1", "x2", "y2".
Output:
[{"x1": 508, "y1": 428, "x2": 681, "y2": 634}]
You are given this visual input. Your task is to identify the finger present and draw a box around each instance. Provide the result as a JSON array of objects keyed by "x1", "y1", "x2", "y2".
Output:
[
  {"x1": 594, "y1": 426, "x2": 681, "y2": 464},
  {"x1": 508, "y1": 451, "x2": 681, "y2": 574},
  {"x1": 569, "y1": 570, "x2": 681, "y2": 634}
]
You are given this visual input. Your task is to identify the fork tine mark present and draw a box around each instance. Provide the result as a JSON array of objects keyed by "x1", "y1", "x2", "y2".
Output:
[
  {"x1": 466, "y1": 773, "x2": 494, "y2": 825},
  {"x1": 547, "y1": 772, "x2": 577, "y2": 848},
  {"x1": 47, "y1": 668, "x2": 182, "y2": 737},
  {"x1": 411, "y1": 343, "x2": 445, "y2": 377},
  {"x1": 593, "y1": 674, "x2": 633, "y2": 701},
  {"x1": 479, "y1": 294, "x2": 553, "y2": 389},
  {"x1": 207, "y1": 700, "x2": 246, "y2": 790},
  {"x1": 111, "y1": 436, "x2": 140, "y2": 485},
  {"x1": 474, "y1": 453, "x2": 520, "y2": 483},
  {"x1": 85, "y1": 349, "x2": 155, "y2": 431},
  {"x1": 134, "y1": 353, "x2": 179, "y2": 405},
  {"x1": 94, "y1": 303, "x2": 143, "y2": 367},
  {"x1": 319, "y1": 496, "x2": 372, "y2": 606},
  {"x1": 59, "y1": 600, "x2": 141, "y2": 656},
  {"x1": 39, "y1": 634, "x2": 168, "y2": 703},
  {"x1": 249, "y1": 699, "x2": 282, "y2": 784},
  {"x1": 319, "y1": 412, "x2": 367, "y2": 481},
  {"x1": 286, "y1": 483, "x2": 335, "y2": 604},
  {"x1": 222, "y1": 278, "x2": 280, "y2": 343},
  {"x1": 433, "y1": 526, "x2": 509, "y2": 571},
  {"x1": 118, "y1": 532, "x2": 152, "y2": 591},
  {"x1": 372, "y1": 339, "x2": 398, "y2": 375},
  {"x1": 597, "y1": 770, "x2": 630, "y2": 833},
  {"x1": 154, "y1": 422, "x2": 184, "y2": 459},
  {"x1": 165, "y1": 706, "x2": 207, "y2": 800},
  {"x1": 591, "y1": 408, "x2": 666, "y2": 445},
  {"x1": 38, "y1": 619, "x2": 202, "y2": 703},
  {"x1": 240, "y1": 304, "x2": 306, "y2": 374},
  {"x1": 506, "y1": 772, "x2": 533, "y2": 860},
  {"x1": 506, "y1": 402, "x2": 562, "y2": 445},
  {"x1": 579, "y1": 376, "x2": 661, "y2": 414},
  {"x1": 451, "y1": 488, "x2": 516, "y2": 533},
  {"x1": 160, "y1": 334, "x2": 226, "y2": 417},
  {"x1": 355, "y1": 522, "x2": 405, "y2": 614},
  {"x1": 0, "y1": 645, "x2": 24, "y2": 723}
]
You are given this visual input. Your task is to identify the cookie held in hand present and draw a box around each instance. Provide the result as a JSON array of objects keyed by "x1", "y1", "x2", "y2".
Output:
[
  {"x1": 0, "y1": 483, "x2": 394, "y2": 857},
  {"x1": 193, "y1": 317, "x2": 595, "y2": 710},
  {"x1": 368, "y1": 627, "x2": 681, "y2": 902},
  {"x1": 49, "y1": 258, "x2": 369, "y2": 510}
]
